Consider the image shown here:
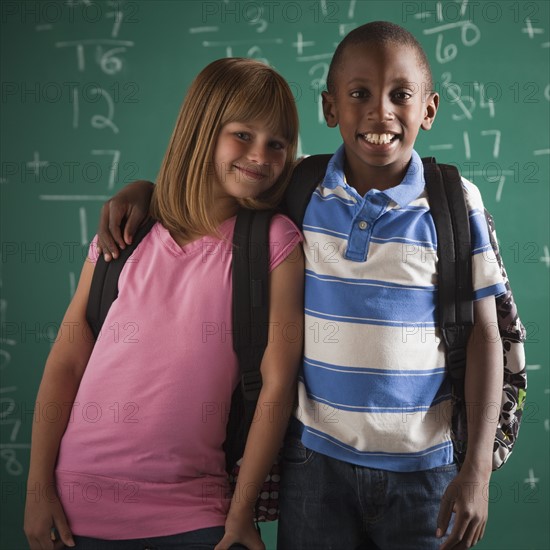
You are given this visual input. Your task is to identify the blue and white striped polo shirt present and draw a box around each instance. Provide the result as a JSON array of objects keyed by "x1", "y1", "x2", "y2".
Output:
[{"x1": 294, "y1": 146, "x2": 506, "y2": 472}]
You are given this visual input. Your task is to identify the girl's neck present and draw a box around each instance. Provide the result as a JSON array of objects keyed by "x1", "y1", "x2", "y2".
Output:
[
  {"x1": 169, "y1": 197, "x2": 239, "y2": 248},
  {"x1": 213, "y1": 195, "x2": 240, "y2": 224}
]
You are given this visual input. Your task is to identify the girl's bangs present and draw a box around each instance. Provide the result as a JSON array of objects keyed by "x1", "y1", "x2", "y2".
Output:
[{"x1": 224, "y1": 74, "x2": 296, "y2": 143}]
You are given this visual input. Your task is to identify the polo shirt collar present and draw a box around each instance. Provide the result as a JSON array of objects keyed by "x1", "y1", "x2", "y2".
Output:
[
  {"x1": 382, "y1": 150, "x2": 425, "y2": 207},
  {"x1": 322, "y1": 146, "x2": 425, "y2": 208}
]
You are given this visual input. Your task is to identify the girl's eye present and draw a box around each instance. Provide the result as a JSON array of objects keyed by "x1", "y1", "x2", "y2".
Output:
[
  {"x1": 234, "y1": 132, "x2": 251, "y2": 141},
  {"x1": 270, "y1": 141, "x2": 286, "y2": 151}
]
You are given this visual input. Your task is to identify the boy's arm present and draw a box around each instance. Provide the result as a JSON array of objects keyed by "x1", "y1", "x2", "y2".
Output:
[
  {"x1": 437, "y1": 295, "x2": 503, "y2": 550},
  {"x1": 96, "y1": 159, "x2": 305, "y2": 262},
  {"x1": 24, "y1": 259, "x2": 96, "y2": 550},
  {"x1": 97, "y1": 180, "x2": 154, "y2": 261},
  {"x1": 214, "y1": 246, "x2": 304, "y2": 550}
]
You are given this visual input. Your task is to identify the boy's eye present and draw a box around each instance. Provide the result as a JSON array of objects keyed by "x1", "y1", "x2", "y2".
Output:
[
  {"x1": 350, "y1": 90, "x2": 369, "y2": 99},
  {"x1": 393, "y1": 91, "x2": 413, "y2": 101}
]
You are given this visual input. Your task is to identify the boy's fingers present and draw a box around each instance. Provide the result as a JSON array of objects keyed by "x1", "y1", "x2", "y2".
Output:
[
  {"x1": 436, "y1": 497, "x2": 453, "y2": 539},
  {"x1": 460, "y1": 521, "x2": 479, "y2": 550},
  {"x1": 97, "y1": 203, "x2": 123, "y2": 260},
  {"x1": 96, "y1": 235, "x2": 114, "y2": 261},
  {"x1": 477, "y1": 523, "x2": 486, "y2": 544},
  {"x1": 470, "y1": 521, "x2": 485, "y2": 548},
  {"x1": 440, "y1": 511, "x2": 470, "y2": 550},
  {"x1": 123, "y1": 206, "x2": 149, "y2": 246},
  {"x1": 106, "y1": 202, "x2": 128, "y2": 249}
]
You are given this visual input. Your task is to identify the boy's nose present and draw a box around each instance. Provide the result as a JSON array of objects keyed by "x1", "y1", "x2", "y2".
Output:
[{"x1": 368, "y1": 97, "x2": 393, "y2": 122}]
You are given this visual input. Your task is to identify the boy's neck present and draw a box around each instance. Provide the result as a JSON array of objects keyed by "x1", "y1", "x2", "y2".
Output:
[{"x1": 343, "y1": 155, "x2": 412, "y2": 196}]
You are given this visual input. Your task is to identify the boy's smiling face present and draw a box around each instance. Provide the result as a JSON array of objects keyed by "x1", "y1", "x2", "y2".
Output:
[{"x1": 322, "y1": 41, "x2": 439, "y2": 192}]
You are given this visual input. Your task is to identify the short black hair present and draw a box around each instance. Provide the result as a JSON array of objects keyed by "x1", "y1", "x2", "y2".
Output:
[{"x1": 326, "y1": 21, "x2": 433, "y2": 94}]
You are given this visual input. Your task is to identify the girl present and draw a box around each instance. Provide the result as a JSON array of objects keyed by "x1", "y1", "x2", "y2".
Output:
[{"x1": 24, "y1": 58, "x2": 304, "y2": 550}]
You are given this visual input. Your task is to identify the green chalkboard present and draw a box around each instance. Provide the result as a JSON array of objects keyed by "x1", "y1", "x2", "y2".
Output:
[{"x1": 1, "y1": 1, "x2": 548, "y2": 549}]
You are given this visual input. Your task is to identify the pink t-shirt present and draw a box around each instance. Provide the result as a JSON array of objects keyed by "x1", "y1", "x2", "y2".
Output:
[{"x1": 55, "y1": 215, "x2": 302, "y2": 539}]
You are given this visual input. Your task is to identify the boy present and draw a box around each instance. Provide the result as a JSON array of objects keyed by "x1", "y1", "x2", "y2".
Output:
[{"x1": 97, "y1": 22, "x2": 505, "y2": 550}]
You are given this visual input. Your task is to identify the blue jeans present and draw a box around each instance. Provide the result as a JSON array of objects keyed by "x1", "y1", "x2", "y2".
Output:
[
  {"x1": 277, "y1": 433, "x2": 458, "y2": 550},
  {"x1": 68, "y1": 527, "x2": 247, "y2": 550}
]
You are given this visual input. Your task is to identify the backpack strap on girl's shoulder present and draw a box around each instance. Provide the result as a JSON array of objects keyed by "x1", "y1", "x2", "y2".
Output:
[{"x1": 86, "y1": 217, "x2": 157, "y2": 340}]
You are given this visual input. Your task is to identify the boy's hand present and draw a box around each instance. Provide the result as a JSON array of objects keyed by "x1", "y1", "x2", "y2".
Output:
[
  {"x1": 436, "y1": 466, "x2": 490, "y2": 550},
  {"x1": 97, "y1": 180, "x2": 154, "y2": 261}
]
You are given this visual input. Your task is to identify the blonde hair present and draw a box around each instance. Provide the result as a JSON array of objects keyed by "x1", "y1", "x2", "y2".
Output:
[{"x1": 151, "y1": 58, "x2": 299, "y2": 239}]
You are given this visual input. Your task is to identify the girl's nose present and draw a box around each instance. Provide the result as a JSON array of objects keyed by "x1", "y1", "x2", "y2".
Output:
[{"x1": 247, "y1": 143, "x2": 269, "y2": 165}]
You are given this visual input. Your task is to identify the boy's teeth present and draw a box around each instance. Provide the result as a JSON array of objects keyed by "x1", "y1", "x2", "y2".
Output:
[{"x1": 363, "y1": 133, "x2": 394, "y2": 144}]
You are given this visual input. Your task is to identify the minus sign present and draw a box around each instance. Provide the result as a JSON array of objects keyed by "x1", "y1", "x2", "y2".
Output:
[
  {"x1": 189, "y1": 26, "x2": 219, "y2": 34},
  {"x1": 39, "y1": 195, "x2": 111, "y2": 201},
  {"x1": 297, "y1": 53, "x2": 333, "y2": 62},
  {"x1": 534, "y1": 149, "x2": 550, "y2": 155},
  {"x1": 429, "y1": 144, "x2": 453, "y2": 150},
  {"x1": 526, "y1": 365, "x2": 541, "y2": 370},
  {"x1": 541, "y1": 42, "x2": 550, "y2": 48},
  {"x1": 203, "y1": 39, "x2": 283, "y2": 46},
  {"x1": 414, "y1": 12, "x2": 432, "y2": 19},
  {"x1": 0, "y1": 444, "x2": 31, "y2": 449}
]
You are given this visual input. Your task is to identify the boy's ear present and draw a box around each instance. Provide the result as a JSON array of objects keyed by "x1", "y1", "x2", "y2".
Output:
[
  {"x1": 421, "y1": 92, "x2": 439, "y2": 131},
  {"x1": 322, "y1": 91, "x2": 338, "y2": 128}
]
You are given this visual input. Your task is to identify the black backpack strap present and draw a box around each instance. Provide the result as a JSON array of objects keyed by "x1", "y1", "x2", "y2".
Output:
[
  {"x1": 439, "y1": 163, "x2": 474, "y2": 335},
  {"x1": 422, "y1": 159, "x2": 473, "y2": 394},
  {"x1": 232, "y1": 208, "x2": 274, "y2": 398},
  {"x1": 86, "y1": 218, "x2": 156, "y2": 339},
  {"x1": 282, "y1": 154, "x2": 332, "y2": 228},
  {"x1": 224, "y1": 207, "x2": 275, "y2": 473}
]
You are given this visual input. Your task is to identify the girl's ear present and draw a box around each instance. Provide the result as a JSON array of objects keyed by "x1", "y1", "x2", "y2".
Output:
[
  {"x1": 421, "y1": 92, "x2": 439, "y2": 131},
  {"x1": 322, "y1": 91, "x2": 339, "y2": 128}
]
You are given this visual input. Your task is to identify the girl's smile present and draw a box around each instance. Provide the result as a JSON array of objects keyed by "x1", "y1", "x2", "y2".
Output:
[{"x1": 213, "y1": 121, "x2": 288, "y2": 201}]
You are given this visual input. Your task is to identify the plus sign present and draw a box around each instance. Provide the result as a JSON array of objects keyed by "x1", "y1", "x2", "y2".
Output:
[
  {"x1": 26, "y1": 151, "x2": 50, "y2": 176},
  {"x1": 539, "y1": 245, "x2": 550, "y2": 268},
  {"x1": 524, "y1": 468, "x2": 539, "y2": 489},
  {"x1": 522, "y1": 19, "x2": 544, "y2": 39},
  {"x1": 292, "y1": 32, "x2": 315, "y2": 56}
]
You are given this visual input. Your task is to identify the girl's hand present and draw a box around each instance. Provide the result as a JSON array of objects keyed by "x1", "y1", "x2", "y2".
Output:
[
  {"x1": 24, "y1": 484, "x2": 75, "y2": 550},
  {"x1": 213, "y1": 510, "x2": 265, "y2": 550}
]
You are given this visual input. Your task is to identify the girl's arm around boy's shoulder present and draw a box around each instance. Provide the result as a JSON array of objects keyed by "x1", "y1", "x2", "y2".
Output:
[
  {"x1": 214, "y1": 244, "x2": 305, "y2": 550},
  {"x1": 24, "y1": 257, "x2": 97, "y2": 550}
]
